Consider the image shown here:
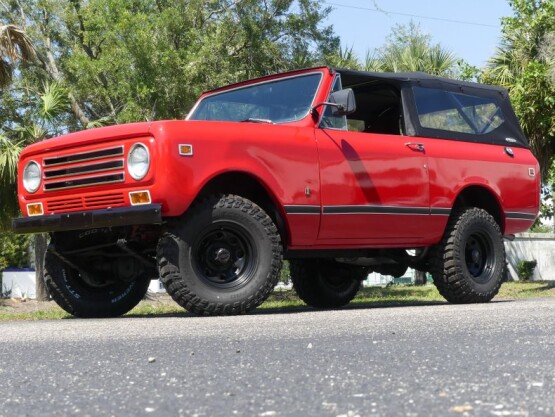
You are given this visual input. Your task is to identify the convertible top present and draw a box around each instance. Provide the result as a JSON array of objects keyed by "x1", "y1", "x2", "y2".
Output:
[
  {"x1": 335, "y1": 67, "x2": 528, "y2": 148},
  {"x1": 336, "y1": 68, "x2": 507, "y2": 94}
]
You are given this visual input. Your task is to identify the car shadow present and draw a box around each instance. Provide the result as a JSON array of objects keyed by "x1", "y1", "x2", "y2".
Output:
[{"x1": 117, "y1": 297, "x2": 517, "y2": 320}]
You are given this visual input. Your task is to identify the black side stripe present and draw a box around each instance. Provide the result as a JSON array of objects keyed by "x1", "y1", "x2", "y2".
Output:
[
  {"x1": 506, "y1": 212, "x2": 537, "y2": 220},
  {"x1": 284, "y1": 205, "x2": 320, "y2": 214},
  {"x1": 285, "y1": 205, "x2": 452, "y2": 216},
  {"x1": 324, "y1": 205, "x2": 429, "y2": 215},
  {"x1": 430, "y1": 208, "x2": 451, "y2": 216}
]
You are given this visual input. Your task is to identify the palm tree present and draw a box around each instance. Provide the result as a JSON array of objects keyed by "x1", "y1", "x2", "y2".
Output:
[
  {"x1": 0, "y1": 23, "x2": 38, "y2": 229},
  {"x1": 483, "y1": 24, "x2": 555, "y2": 181},
  {"x1": 0, "y1": 24, "x2": 36, "y2": 88},
  {"x1": 0, "y1": 135, "x2": 25, "y2": 228},
  {"x1": 367, "y1": 23, "x2": 457, "y2": 77},
  {"x1": 0, "y1": 81, "x2": 69, "y2": 300}
]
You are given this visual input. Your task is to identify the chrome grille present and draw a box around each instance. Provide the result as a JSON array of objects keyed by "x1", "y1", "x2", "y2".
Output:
[
  {"x1": 43, "y1": 146, "x2": 124, "y2": 166},
  {"x1": 43, "y1": 146, "x2": 125, "y2": 192}
]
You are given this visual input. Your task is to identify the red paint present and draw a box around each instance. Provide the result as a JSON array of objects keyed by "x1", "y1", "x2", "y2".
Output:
[{"x1": 16, "y1": 67, "x2": 540, "y2": 249}]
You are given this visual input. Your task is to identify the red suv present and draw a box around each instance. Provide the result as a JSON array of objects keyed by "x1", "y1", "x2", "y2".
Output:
[{"x1": 13, "y1": 67, "x2": 540, "y2": 317}]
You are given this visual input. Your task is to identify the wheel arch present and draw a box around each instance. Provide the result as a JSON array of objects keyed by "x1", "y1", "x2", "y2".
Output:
[
  {"x1": 452, "y1": 185, "x2": 505, "y2": 233},
  {"x1": 194, "y1": 171, "x2": 290, "y2": 245}
]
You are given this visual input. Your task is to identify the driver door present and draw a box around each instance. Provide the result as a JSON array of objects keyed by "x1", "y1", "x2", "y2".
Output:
[{"x1": 315, "y1": 84, "x2": 434, "y2": 246}]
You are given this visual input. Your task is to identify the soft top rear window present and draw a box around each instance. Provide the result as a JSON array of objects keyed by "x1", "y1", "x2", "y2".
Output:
[{"x1": 413, "y1": 87, "x2": 506, "y2": 136}]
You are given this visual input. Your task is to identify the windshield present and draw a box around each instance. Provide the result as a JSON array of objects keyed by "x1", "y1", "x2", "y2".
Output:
[{"x1": 188, "y1": 73, "x2": 322, "y2": 123}]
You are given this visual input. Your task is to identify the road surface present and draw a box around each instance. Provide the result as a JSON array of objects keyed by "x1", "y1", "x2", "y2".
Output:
[{"x1": 1, "y1": 298, "x2": 554, "y2": 416}]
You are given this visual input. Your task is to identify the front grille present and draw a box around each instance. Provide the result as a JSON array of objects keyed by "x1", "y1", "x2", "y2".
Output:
[
  {"x1": 43, "y1": 146, "x2": 125, "y2": 192},
  {"x1": 43, "y1": 146, "x2": 124, "y2": 166},
  {"x1": 46, "y1": 192, "x2": 126, "y2": 213},
  {"x1": 84, "y1": 193, "x2": 125, "y2": 208}
]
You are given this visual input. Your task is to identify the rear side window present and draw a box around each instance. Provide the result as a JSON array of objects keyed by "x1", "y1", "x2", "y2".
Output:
[{"x1": 413, "y1": 87, "x2": 506, "y2": 136}]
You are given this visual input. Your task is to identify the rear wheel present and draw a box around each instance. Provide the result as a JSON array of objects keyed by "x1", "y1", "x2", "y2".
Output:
[
  {"x1": 157, "y1": 194, "x2": 282, "y2": 316},
  {"x1": 431, "y1": 207, "x2": 505, "y2": 303},
  {"x1": 290, "y1": 260, "x2": 367, "y2": 308},
  {"x1": 44, "y1": 246, "x2": 151, "y2": 318}
]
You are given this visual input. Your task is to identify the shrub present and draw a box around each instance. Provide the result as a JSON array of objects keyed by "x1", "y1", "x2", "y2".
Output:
[
  {"x1": 516, "y1": 259, "x2": 537, "y2": 281},
  {"x1": 0, "y1": 231, "x2": 32, "y2": 269},
  {"x1": 279, "y1": 260, "x2": 290, "y2": 284}
]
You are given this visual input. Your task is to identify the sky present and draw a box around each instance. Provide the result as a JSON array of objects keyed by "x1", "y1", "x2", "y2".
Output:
[{"x1": 323, "y1": 0, "x2": 514, "y2": 68}]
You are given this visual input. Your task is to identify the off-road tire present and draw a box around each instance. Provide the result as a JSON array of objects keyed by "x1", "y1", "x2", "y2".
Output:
[
  {"x1": 431, "y1": 207, "x2": 505, "y2": 303},
  {"x1": 290, "y1": 260, "x2": 367, "y2": 308},
  {"x1": 157, "y1": 194, "x2": 282, "y2": 316},
  {"x1": 44, "y1": 247, "x2": 151, "y2": 318}
]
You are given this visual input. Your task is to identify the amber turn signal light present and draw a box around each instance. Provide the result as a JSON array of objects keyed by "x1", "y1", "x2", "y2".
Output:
[
  {"x1": 179, "y1": 144, "x2": 193, "y2": 156},
  {"x1": 27, "y1": 203, "x2": 44, "y2": 216},
  {"x1": 129, "y1": 191, "x2": 152, "y2": 205}
]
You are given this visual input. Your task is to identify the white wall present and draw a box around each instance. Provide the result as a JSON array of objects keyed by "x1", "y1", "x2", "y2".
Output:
[
  {"x1": 1, "y1": 270, "x2": 165, "y2": 300},
  {"x1": 1, "y1": 270, "x2": 36, "y2": 299},
  {"x1": 505, "y1": 233, "x2": 555, "y2": 281}
]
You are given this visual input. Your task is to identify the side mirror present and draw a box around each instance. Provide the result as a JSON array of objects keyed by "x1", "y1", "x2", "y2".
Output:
[
  {"x1": 329, "y1": 88, "x2": 356, "y2": 116},
  {"x1": 312, "y1": 88, "x2": 356, "y2": 116}
]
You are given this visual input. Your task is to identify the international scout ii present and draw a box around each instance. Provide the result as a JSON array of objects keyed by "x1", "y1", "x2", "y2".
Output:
[{"x1": 12, "y1": 67, "x2": 540, "y2": 317}]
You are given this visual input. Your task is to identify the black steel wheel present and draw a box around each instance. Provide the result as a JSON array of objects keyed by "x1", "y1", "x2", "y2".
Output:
[
  {"x1": 290, "y1": 260, "x2": 367, "y2": 308},
  {"x1": 193, "y1": 224, "x2": 256, "y2": 289},
  {"x1": 431, "y1": 207, "x2": 505, "y2": 303},
  {"x1": 157, "y1": 194, "x2": 282, "y2": 316}
]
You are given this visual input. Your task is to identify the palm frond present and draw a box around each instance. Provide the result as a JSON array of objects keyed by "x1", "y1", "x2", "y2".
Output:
[
  {"x1": 363, "y1": 51, "x2": 384, "y2": 72},
  {"x1": 39, "y1": 82, "x2": 69, "y2": 121},
  {"x1": 0, "y1": 57, "x2": 12, "y2": 86},
  {"x1": 0, "y1": 24, "x2": 37, "y2": 62},
  {"x1": 0, "y1": 24, "x2": 36, "y2": 89},
  {"x1": 86, "y1": 116, "x2": 114, "y2": 129},
  {"x1": 0, "y1": 135, "x2": 25, "y2": 230}
]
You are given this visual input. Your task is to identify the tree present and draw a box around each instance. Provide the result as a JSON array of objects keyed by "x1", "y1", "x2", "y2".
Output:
[
  {"x1": 1, "y1": 0, "x2": 338, "y2": 125},
  {"x1": 0, "y1": 81, "x2": 68, "y2": 300},
  {"x1": 325, "y1": 22, "x2": 462, "y2": 79},
  {"x1": 482, "y1": 0, "x2": 555, "y2": 181},
  {"x1": 372, "y1": 22, "x2": 458, "y2": 77}
]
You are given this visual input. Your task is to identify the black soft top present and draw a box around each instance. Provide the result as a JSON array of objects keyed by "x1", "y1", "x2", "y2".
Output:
[
  {"x1": 335, "y1": 68, "x2": 528, "y2": 148},
  {"x1": 336, "y1": 68, "x2": 505, "y2": 93}
]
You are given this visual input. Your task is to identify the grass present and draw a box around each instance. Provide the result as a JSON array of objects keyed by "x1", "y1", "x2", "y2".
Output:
[{"x1": 1, "y1": 281, "x2": 555, "y2": 321}]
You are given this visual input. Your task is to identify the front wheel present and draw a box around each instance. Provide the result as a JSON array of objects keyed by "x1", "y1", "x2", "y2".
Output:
[
  {"x1": 290, "y1": 260, "x2": 367, "y2": 308},
  {"x1": 431, "y1": 207, "x2": 505, "y2": 303},
  {"x1": 157, "y1": 194, "x2": 283, "y2": 316},
  {"x1": 44, "y1": 247, "x2": 151, "y2": 318}
]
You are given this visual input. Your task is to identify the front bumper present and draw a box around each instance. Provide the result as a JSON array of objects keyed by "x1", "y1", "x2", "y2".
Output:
[{"x1": 12, "y1": 204, "x2": 162, "y2": 234}]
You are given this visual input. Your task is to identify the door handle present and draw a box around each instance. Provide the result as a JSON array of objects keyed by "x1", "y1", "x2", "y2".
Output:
[{"x1": 405, "y1": 142, "x2": 425, "y2": 152}]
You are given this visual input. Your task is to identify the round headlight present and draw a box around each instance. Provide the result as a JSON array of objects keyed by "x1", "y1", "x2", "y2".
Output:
[
  {"x1": 127, "y1": 143, "x2": 150, "y2": 180},
  {"x1": 23, "y1": 161, "x2": 41, "y2": 193}
]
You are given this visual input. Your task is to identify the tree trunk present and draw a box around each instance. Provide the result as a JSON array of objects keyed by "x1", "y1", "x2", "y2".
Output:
[
  {"x1": 34, "y1": 233, "x2": 49, "y2": 301},
  {"x1": 414, "y1": 270, "x2": 427, "y2": 286}
]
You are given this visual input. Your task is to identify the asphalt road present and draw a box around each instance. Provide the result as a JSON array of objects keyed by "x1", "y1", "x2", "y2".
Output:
[{"x1": 1, "y1": 298, "x2": 555, "y2": 417}]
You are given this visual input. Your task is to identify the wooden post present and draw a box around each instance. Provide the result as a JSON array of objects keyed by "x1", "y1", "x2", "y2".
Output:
[{"x1": 34, "y1": 234, "x2": 49, "y2": 301}]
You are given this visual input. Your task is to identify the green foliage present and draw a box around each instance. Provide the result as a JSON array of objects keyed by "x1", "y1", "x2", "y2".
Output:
[
  {"x1": 278, "y1": 260, "x2": 290, "y2": 284},
  {"x1": 483, "y1": 0, "x2": 555, "y2": 181},
  {"x1": 516, "y1": 259, "x2": 537, "y2": 281},
  {"x1": 2, "y1": 0, "x2": 337, "y2": 124},
  {"x1": 325, "y1": 21, "x2": 463, "y2": 79},
  {"x1": 529, "y1": 221, "x2": 552, "y2": 233},
  {"x1": 0, "y1": 81, "x2": 70, "y2": 229},
  {"x1": 377, "y1": 22, "x2": 457, "y2": 76},
  {"x1": 0, "y1": 230, "x2": 32, "y2": 270}
]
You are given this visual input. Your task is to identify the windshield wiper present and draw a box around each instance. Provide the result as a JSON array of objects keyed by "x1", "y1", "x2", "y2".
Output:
[{"x1": 239, "y1": 118, "x2": 273, "y2": 124}]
